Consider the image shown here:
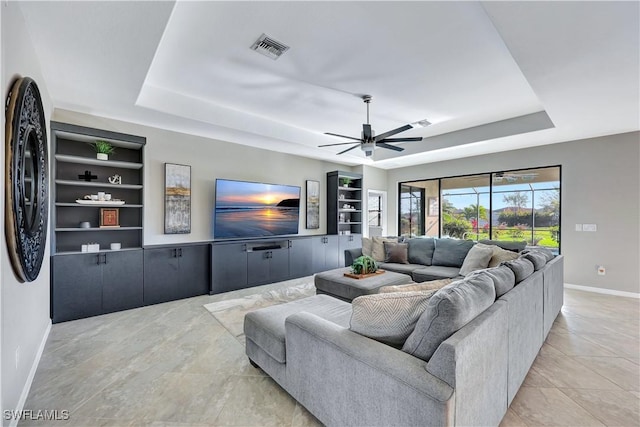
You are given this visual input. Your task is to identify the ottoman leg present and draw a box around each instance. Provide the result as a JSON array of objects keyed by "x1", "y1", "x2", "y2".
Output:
[{"x1": 249, "y1": 358, "x2": 260, "y2": 369}]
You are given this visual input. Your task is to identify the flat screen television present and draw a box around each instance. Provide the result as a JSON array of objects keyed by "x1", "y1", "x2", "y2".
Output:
[{"x1": 214, "y1": 178, "x2": 301, "y2": 239}]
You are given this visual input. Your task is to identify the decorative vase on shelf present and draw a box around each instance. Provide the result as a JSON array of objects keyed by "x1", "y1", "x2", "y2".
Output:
[{"x1": 96, "y1": 153, "x2": 108, "y2": 160}]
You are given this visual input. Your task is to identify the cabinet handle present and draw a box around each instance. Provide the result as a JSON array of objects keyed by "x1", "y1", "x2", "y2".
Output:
[
  {"x1": 172, "y1": 248, "x2": 177, "y2": 258},
  {"x1": 178, "y1": 248, "x2": 183, "y2": 257},
  {"x1": 96, "y1": 254, "x2": 101, "y2": 265},
  {"x1": 103, "y1": 254, "x2": 108, "y2": 265}
]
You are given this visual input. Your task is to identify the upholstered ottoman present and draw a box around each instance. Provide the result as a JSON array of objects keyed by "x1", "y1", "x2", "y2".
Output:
[
  {"x1": 244, "y1": 294, "x2": 352, "y2": 387},
  {"x1": 314, "y1": 267, "x2": 412, "y2": 301}
]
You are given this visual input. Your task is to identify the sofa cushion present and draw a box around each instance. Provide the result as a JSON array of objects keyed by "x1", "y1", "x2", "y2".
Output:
[
  {"x1": 407, "y1": 237, "x2": 436, "y2": 266},
  {"x1": 503, "y1": 257, "x2": 535, "y2": 283},
  {"x1": 524, "y1": 246, "x2": 555, "y2": 262},
  {"x1": 377, "y1": 262, "x2": 425, "y2": 276},
  {"x1": 371, "y1": 237, "x2": 398, "y2": 262},
  {"x1": 479, "y1": 239, "x2": 527, "y2": 253},
  {"x1": 402, "y1": 274, "x2": 496, "y2": 361},
  {"x1": 522, "y1": 251, "x2": 547, "y2": 271},
  {"x1": 477, "y1": 265, "x2": 516, "y2": 298},
  {"x1": 379, "y1": 278, "x2": 454, "y2": 294},
  {"x1": 459, "y1": 244, "x2": 494, "y2": 276},
  {"x1": 362, "y1": 237, "x2": 373, "y2": 257},
  {"x1": 384, "y1": 242, "x2": 409, "y2": 264},
  {"x1": 350, "y1": 290, "x2": 437, "y2": 346},
  {"x1": 412, "y1": 265, "x2": 462, "y2": 282},
  {"x1": 488, "y1": 245, "x2": 520, "y2": 267},
  {"x1": 432, "y1": 239, "x2": 475, "y2": 267}
]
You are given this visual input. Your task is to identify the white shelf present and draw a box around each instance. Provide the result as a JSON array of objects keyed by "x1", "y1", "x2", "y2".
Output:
[
  {"x1": 55, "y1": 179, "x2": 143, "y2": 190},
  {"x1": 56, "y1": 247, "x2": 142, "y2": 255},
  {"x1": 339, "y1": 209, "x2": 361, "y2": 213},
  {"x1": 55, "y1": 227, "x2": 142, "y2": 232},
  {"x1": 338, "y1": 199, "x2": 361, "y2": 203},
  {"x1": 338, "y1": 187, "x2": 362, "y2": 191},
  {"x1": 55, "y1": 154, "x2": 143, "y2": 169},
  {"x1": 338, "y1": 222, "x2": 362, "y2": 225},
  {"x1": 56, "y1": 203, "x2": 142, "y2": 208}
]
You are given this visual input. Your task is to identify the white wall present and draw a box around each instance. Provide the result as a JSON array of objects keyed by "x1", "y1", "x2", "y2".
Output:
[
  {"x1": 52, "y1": 109, "x2": 354, "y2": 245},
  {"x1": 1, "y1": 2, "x2": 53, "y2": 423},
  {"x1": 386, "y1": 132, "x2": 640, "y2": 295}
]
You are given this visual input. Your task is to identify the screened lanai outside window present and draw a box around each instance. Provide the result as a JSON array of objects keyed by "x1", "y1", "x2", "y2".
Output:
[
  {"x1": 441, "y1": 174, "x2": 490, "y2": 239},
  {"x1": 399, "y1": 184, "x2": 424, "y2": 237}
]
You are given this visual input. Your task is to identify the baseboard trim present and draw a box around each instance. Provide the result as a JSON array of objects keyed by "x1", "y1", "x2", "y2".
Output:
[
  {"x1": 10, "y1": 320, "x2": 52, "y2": 427},
  {"x1": 564, "y1": 283, "x2": 640, "y2": 299}
]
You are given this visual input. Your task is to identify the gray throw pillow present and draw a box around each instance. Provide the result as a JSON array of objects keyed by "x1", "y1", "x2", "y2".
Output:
[
  {"x1": 350, "y1": 290, "x2": 437, "y2": 347},
  {"x1": 384, "y1": 242, "x2": 409, "y2": 264},
  {"x1": 522, "y1": 251, "x2": 547, "y2": 271},
  {"x1": 479, "y1": 239, "x2": 527, "y2": 253},
  {"x1": 488, "y1": 246, "x2": 520, "y2": 267},
  {"x1": 503, "y1": 257, "x2": 535, "y2": 283},
  {"x1": 407, "y1": 238, "x2": 435, "y2": 266},
  {"x1": 402, "y1": 274, "x2": 496, "y2": 361},
  {"x1": 524, "y1": 247, "x2": 555, "y2": 262},
  {"x1": 371, "y1": 237, "x2": 398, "y2": 262},
  {"x1": 474, "y1": 265, "x2": 516, "y2": 298},
  {"x1": 432, "y1": 239, "x2": 475, "y2": 267},
  {"x1": 459, "y1": 245, "x2": 494, "y2": 276}
]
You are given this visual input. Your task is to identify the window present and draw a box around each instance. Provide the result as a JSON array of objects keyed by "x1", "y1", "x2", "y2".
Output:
[
  {"x1": 398, "y1": 166, "x2": 561, "y2": 252},
  {"x1": 368, "y1": 194, "x2": 382, "y2": 227}
]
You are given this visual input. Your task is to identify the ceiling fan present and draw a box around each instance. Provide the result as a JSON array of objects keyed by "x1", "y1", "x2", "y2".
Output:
[{"x1": 319, "y1": 95, "x2": 430, "y2": 156}]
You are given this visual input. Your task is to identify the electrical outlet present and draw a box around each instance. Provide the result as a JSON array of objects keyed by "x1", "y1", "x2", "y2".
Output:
[
  {"x1": 583, "y1": 223, "x2": 597, "y2": 232},
  {"x1": 597, "y1": 266, "x2": 606, "y2": 276}
]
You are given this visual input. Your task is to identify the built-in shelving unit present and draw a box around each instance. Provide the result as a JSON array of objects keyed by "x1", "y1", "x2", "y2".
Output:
[
  {"x1": 327, "y1": 171, "x2": 363, "y2": 235},
  {"x1": 51, "y1": 122, "x2": 146, "y2": 254}
]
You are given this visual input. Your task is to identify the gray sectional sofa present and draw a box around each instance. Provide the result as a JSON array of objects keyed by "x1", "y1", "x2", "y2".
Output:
[{"x1": 244, "y1": 244, "x2": 564, "y2": 426}]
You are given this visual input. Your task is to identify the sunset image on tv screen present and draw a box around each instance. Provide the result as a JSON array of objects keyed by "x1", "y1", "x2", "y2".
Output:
[{"x1": 214, "y1": 179, "x2": 300, "y2": 239}]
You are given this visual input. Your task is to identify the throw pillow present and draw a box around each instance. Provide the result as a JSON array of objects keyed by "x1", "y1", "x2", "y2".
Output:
[
  {"x1": 522, "y1": 251, "x2": 547, "y2": 271},
  {"x1": 402, "y1": 274, "x2": 496, "y2": 361},
  {"x1": 479, "y1": 239, "x2": 527, "y2": 253},
  {"x1": 431, "y1": 239, "x2": 475, "y2": 267},
  {"x1": 379, "y1": 278, "x2": 453, "y2": 294},
  {"x1": 362, "y1": 237, "x2": 373, "y2": 257},
  {"x1": 407, "y1": 238, "x2": 436, "y2": 266},
  {"x1": 350, "y1": 290, "x2": 437, "y2": 346},
  {"x1": 488, "y1": 246, "x2": 520, "y2": 267},
  {"x1": 524, "y1": 246, "x2": 555, "y2": 262},
  {"x1": 384, "y1": 242, "x2": 409, "y2": 264},
  {"x1": 469, "y1": 265, "x2": 516, "y2": 298},
  {"x1": 371, "y1": 237, "x2": 398, "y2": 262},
  {"x1": 459, "y1": 245, "x2": 494, "y2": 276},
  {"x1": 503, "y1": 257, "x2": 535, "y2": 283}
]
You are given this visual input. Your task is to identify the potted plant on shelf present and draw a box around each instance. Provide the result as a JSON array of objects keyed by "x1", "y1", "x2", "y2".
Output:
[
  {"x1": 89, "y1": 140, "x2": 115, "y2": 160},
  {"x1": 339, "y1": 177, "x2": 352, "y2": 188}
]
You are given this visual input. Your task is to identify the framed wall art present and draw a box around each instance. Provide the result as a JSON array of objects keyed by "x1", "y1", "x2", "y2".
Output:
[
  {"x1": 164, "y1": 163, "x2": 191, "y2": 234},
  {"x1": 306, "y1": 180, "x2": 320, "y2": 229}
]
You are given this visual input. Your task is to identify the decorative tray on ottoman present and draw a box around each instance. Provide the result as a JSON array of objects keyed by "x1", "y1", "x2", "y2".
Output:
[{"x1": 343, "y1": 270, "x2": 386, "y2": 280}]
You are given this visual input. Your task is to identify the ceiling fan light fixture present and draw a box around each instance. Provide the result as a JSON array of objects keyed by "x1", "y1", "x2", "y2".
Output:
[
  {"x1": 361, "y1": 142, "x2": 375, "y2": 156},
  {"x1": 410, "y1": 119, "x2": 432, "y2": 128}
]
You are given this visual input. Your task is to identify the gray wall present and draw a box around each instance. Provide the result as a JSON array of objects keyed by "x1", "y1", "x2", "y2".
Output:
[
  {"x1": 1, "y1": 2, "x2": 53, "y2": 422},
  {"x1": 52, "y1": 110, "x2": 354, "y2": 245},
  {"x1": 386, "y1": 132, "x2": 640, "y2": 294}
]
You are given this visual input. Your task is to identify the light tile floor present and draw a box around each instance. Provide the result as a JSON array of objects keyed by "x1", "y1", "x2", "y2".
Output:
[{"x1": 21, "y1": 286, "x2": 639, "y2": 426}]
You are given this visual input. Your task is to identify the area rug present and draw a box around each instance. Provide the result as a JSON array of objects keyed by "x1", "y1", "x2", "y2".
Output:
[{"x1": 204, "y1": 277, "x2": 315, "y2": 343}]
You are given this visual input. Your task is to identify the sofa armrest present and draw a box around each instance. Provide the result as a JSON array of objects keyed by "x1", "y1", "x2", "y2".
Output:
[
  {"x1": 285, "y1": 312, "x2": 454, "y2": 426},
  {"x1": 344, "y1": 247, "x2": 363, "y2": 267}
]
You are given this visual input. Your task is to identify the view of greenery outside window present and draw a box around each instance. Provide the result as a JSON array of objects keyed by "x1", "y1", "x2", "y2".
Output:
[
  {"x1": 399, "y1": 166, "x2": 561, "y2": 251},
  {"x1": 399, "y1": 184, "x2": 424, "y2": 237}
]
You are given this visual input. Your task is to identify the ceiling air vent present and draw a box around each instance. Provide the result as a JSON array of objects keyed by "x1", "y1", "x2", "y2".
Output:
[{"x1": 250, "y1": 34, "x2": 290, "y2": 60}]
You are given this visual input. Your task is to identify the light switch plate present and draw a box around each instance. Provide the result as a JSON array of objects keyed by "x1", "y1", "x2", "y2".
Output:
[
  {"x1": 575, "y1": 224, "x2": 583, "y2": 231},
  {"x1": 583, "y1": 224, "x2": 597, "y2": 232}
]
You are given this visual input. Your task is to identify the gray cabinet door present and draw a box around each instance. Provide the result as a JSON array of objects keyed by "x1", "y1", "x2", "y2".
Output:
[
  {"x1": 212, "y1": 243, "x2": 248, "y2": 294},
  {"x1": 339, "y1": 234, "x2": 362, "y2": 267},
  {"x1": 324, "y1": 235, "x2": 340, "y2": 270},
  {"x1": 311, "y1": 236, "x2": 327, "y2": 273},
  {"x1": 289, "y1": 238, "x2": 313, "y2": 278},
  {"x1": 52, "y1": 253, "x2": 103, "y2": 322},
  {"x1": 247, "y1": 251, "x2": 271, "y2": 285},
  {"x1": 102, "y1": 250, "x2": 144, "y2": 313},
  {"x1": 178, "y1": 245, "x2": 211, "y2": 298},
  {"x1": 143, "y1": 247, "x2": 180, "y2": 304},
  {"x1": 269, "y1": 248, "x2": 290, "y2": 283}
]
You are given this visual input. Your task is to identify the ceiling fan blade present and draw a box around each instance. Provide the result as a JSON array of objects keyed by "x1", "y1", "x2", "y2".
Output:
[
  {"x1": 337, "y1": 145, "x2": 360, "y2": 155},
  {"x1": 374, "y1": 124, "x2": 413, "y2": 142},
  {"x1": 324, "y1": 132, "x2": 362, "y2": 142},
  {"x1": 318, "y1": 142, "x2": 360, "y2": 147},
  {"x1": 378, "y1": 137, "x2": 423, "y2": 143},
  {"x1": 377, "y1": 142, "x2": 405, "y2": 152},
  {"x1": 362, "y1": 124, "x2": 373, "y2": 141}
]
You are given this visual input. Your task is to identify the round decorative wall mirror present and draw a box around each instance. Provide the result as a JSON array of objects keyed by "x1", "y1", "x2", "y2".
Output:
[{"x1": 5, "y1": 77, "x2": 49, "y2": 282}]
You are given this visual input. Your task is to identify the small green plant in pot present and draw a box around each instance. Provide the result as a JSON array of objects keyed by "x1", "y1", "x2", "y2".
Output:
[
  {"x1": 351, "y1": 255, "x2": 378, "y2": 275},
  {"x1": 89, "y1": 140, "x2": 115, "y2": 160},
  {"x1": 339, "y1": 177, "x2": 353, "y2": 187}
]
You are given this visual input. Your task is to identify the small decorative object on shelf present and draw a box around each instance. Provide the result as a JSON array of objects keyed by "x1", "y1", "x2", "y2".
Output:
[
  {"x1": 82, "y1": 243, "x2": 100, "y2": 253},
  {"x1": 79, "y1": 222, "x2": 90, "y2": 228},
  {"x1": 108, "y1": 174, "x2": 122, "y2": 185},
  {"x1": 100, "y1": 208, "x2": 120, "y2": 228},
  {"x1": 345, "y1": 255, "x2": 383, "y2": 279},
  {"x1": 89, "y1": 140, "x2": 115, "y2": 160},
  {"x1": 78, "y1": 170, "x2": 98, "y2": 182},
  {"x1": 110, "y1": 242, "x2": 121, "y2": 250},
  {"x1": 339, "y1": 177, "x2": 352, "y2": 188}
]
